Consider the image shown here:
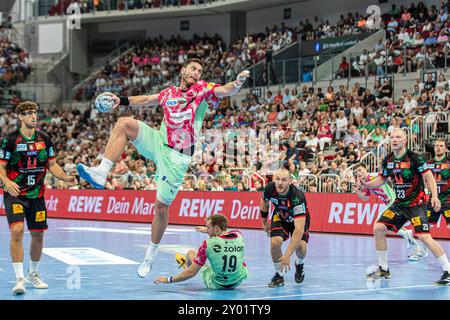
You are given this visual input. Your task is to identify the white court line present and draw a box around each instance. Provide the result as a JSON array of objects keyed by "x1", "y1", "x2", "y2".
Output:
[
  {"x1": 60, "y1": 227, "x2": 175, "y2": 235},
  {"x1": 243, "y1": 284, "x2": 436, "y2": 300}
]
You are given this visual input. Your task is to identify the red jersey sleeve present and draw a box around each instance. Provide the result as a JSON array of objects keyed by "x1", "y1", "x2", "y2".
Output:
[{"x1": 194, "y1": 240, "x2": 208, "y2": 267}]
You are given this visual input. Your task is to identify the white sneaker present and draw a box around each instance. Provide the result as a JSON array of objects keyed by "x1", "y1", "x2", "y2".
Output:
[
  {"x1": 408, "y1": 241, "x2": 428, "y2": 261},
  {"x1": 137, "y1": 259, "x2": 154, "y2": 278},
  {"x1": 404, "y1": 229, "x2": 416, "y2": 249},
  {"x1": 76, "y1": 163, "x2": 107, "y2": 189},
  {"x1": 27, "y1": 271, "x2": 49, "y2": 289},
  {"x1": 12, "y1": 277, "x2": 26, "y2": 295}
]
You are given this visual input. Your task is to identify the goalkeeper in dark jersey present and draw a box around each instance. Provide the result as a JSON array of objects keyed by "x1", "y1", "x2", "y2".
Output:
[{"x1": 0, "y1": 101, "x2": 78, "y2": 295}]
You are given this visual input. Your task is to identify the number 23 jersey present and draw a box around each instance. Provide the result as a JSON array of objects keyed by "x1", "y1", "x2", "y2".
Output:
[{"x1": 381, "y1": 149, "x2": 429, "y2": 207}]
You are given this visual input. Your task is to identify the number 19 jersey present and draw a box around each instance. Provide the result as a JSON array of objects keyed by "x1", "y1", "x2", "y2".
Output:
[{"x1": 194, "y1": 230, "x2": 247, "y2": 287}]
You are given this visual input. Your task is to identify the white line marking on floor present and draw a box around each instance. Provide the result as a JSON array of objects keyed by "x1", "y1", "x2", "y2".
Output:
[
  {"x1": 243, "y1": 284, "x2": 437, "y2": 300},
  {"x1": 318, "y1": 265, "x2": 329, "y2": 267},
  {"x1": 59, "y1": 227, "x2": 176, "y2": 235}
]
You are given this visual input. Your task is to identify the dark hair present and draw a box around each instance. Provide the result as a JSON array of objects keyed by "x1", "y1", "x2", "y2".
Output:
[
  {"x1": 207, "y1": 214, "x2": 228, "y2": 231},
  {"x1": 16, "y1": 101, "x2": 38, "y2": 115},
  {"x1": 353, "y1": 162, "x2": 367, "y2": 169},
  {"x1": 183, "y1": 58, "x2": 203, "y2": 68}
]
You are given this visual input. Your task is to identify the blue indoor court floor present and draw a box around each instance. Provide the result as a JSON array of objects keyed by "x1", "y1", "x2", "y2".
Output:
[{"x1": 0, "y1": 216, "x2": 449, "y2": 300}]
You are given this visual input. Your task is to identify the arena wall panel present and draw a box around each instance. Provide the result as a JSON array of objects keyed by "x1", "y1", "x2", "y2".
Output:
[{"x1": 1, "y1": 190, "x2": 448, "y2": 239}]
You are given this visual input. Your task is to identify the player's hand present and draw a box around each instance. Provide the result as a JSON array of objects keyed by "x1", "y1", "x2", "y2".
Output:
[
  {"x1": 195, "y1": 226, "x2": 208, "y2": 233},
  {"x1": 279, "y1": 255, "x2": 291, "y2": 273},
  {"x1": 4, "y1": 180, "x2": 20, "y2": 197},
  {"x1": 153, "y1": 276, "x2": 169, "y2": 285},
  {"x1": 102, "y1": 92, "x2": 120, "y2": 109},
  {"x1": 431, "y1": 197, "x2": 441, "y2": 212},
  {"x1": 65, "y1": 176, "x2": 78, "y2": 187}
]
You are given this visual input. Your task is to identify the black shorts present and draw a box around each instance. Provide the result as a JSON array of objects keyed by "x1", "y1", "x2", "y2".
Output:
[
  {"x1": 270, "y1": 216, "x2": 309, "y2": 243},
  {"x1": 427, "y1": 204, "x2": 450, "y2": 225},
  {"x1": 377, "y1": 203, "x2": 430, "y2": 234},
  {"x1": 4, "y1": 193, "x2": 48, "y2": 231}
]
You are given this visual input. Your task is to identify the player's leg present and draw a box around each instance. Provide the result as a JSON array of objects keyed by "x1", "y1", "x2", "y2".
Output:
[
  {"x1": 76, "y1": 117, "x2": 140, "y2": 189},
  {"x1": 175, "y1": 249, "x2": 196, "y2": 270},
  {"x1": 138, "y1": 200, "x2": 169, "y2": 277},
  {"x1": 26, "y1": 197, "x2": 48, "y2": 288},
  {"x1": 408, "y1": 207, "x2": 450, "y2": 285},
  {"x1": 138, "y1": 147, "x2": 192, "y2": 278},
  {"x1": 5, "y1": 196, "x2": 27, "y2": 294},
  {"x1": 368, "y1": 205, "x2": 405, "y2": 279},
  {"x1": 10, "y1": 222, "x2": 26, "y2": 294},
  {"x1": 268, "y1": 235, "x2": 285, "y2": 287},
  {"x1": 294, "y1": 238, "x2": 307, "y2": 284},
  {"x1": 268, "y1": 216, "x2": 288, "y2": 287}
]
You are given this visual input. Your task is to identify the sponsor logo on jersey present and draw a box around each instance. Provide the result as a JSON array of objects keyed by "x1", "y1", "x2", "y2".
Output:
[
  {"x1": 428, "y1": 164, "x2": 436, "y2": 169},
  {"x1": 0, "y1": 150, "x2": 4, "y2": 158},
  {"x1": 273, "y1": 213, "x2": 281, "y2": 222},
  {"x1": 12, "y1": 204, "x2": 24, "y2": 214},
  {"x1": 166, "y1": 99, "x2": 178, "y2": 107},
  {"x1": 207, "y1": 82, "x2": 216, "y2": 90},
  {"x1": 35, "y1": 142, "x2": 46, "y2": 150},
  {"x1": 212, "y1": 244, "x2": 221, "y2": 253},
  {"x1": 442, "y1": 163, "x2": 449, "y2": 169},
  {"x1": 400, "y1": 162, "x2": 410, "y2": 169},
  {"x1": 29, "y1": 143, "x2": 35, "y2": 150},
  {"x1": 411, "y1": 216, "x2": 421, "y2": 227},
  {"x1": 418, "y1": 164, "x2": 428, "y2": 172},
  {"x1": 386, "y1": 162, "x2": 394, "y2": 169},
  {"x1": 169, "y1": 109, "x2": 193, "y2": 123},
  {"x1": 27, "y1": 151, "x2": 38, "y2": 156},
  {"x1": 270, "y1": 198, "x2": 278, "y2": 205},
  {"x1": 445, "y1": 210, "x2": 450, "y2": 218},
  {"x1": 35, "y1": 210, "x2": 46, "y2": 222},
  {"x1": 5, "y1": 151, "x2": 11, "y2": 160},
  {"x1": 383, "y1": 210, "x2": 395, "y2": 219},
  {"x1": 294, "y1": 203, "x2": 306, "y2": 215},
  {"x1": 16, "y1": 144, "x2": 27, "y2": 151},
  {"x1": 49, "y1": 147, "x2": 54, "y2": 158}
]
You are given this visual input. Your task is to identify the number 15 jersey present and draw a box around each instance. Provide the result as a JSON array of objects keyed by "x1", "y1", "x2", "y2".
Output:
[{"x1": 0, "y1": 130, "x2": 55, "y2": 199}]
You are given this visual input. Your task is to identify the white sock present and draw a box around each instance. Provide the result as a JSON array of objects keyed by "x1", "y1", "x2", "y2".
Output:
[
  {"x1": 12, "y1": 263, "x2": 24, "y2": 279},
  {"x1": 376, "y1": 250, "x2": 388, "y2": 271},
  {"x1": 144, "y1": 242, "x2": 160, "y2": 261},
  {"x1": 97, "y1": 158, "x2": 113, "y2": 174},
  {"x1": 437, "y1": 254, "x2": 450, "y2": 272},
  {"x1": 396, "y1": 228, "x2": 407, "y2": 239},
  {"x1": 274, "y1": 262, "x2": 281, "y2": 274},
  {"x1": 296, "y1": 257, "x2": 304, "y2": 265},
  {"x1": 30, "y1": 260, "x2": 39, "y2": 273}
]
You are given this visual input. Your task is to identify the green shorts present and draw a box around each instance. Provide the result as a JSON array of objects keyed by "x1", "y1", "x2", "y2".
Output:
[
  {"x1": 200, "y1": 265, "x2": 249, "y2": 290},
  {"x1": 131, "y1": 121, "x2": 192, "y2": 205}
]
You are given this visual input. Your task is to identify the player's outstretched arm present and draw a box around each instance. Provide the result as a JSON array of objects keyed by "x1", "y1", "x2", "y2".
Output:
[
  {"x1": 280, "y1": 217, "x2": 305, "y2": 273},
  {"x1": 354, "y1": 178, "x2": 369, "y2": 201},
  {"x1": 214, "y1": 70, "x2": 250, "y2": 98},
  {"x1": 154, "y1": 262, "x2": 202, "y2": 285},
  {"x1": 361, "y1": 176, "x2": 386, "y2": 189},
  {"x1": 102, "y1": 92, "x2": 159, "y2": 108},
  {"x1": 48, "y1": 160, "x2": 78, "y2": 187}
]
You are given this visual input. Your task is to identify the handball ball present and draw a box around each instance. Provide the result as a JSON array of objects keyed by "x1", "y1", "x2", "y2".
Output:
[{"x1": 95, "y1": 94, "x2": 114, "y2": 113}]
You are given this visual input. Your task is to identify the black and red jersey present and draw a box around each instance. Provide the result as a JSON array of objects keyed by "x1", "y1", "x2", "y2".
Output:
[
  {"x1": 0, "y1": 129, "x2": 55, "y2": 199},
  {"x1": 262, "y1": 182, "x2": 310, "y2": 228},
  {"x1": 427, "y1": 156, "x2": 450, "y2": 206},
  {"x1": 381, "y1": 149, "x2": 429, "y2": 207}
]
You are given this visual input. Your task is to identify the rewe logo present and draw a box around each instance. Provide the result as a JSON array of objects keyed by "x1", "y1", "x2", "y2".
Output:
[
  {"x1": 68, "y1": 196, "x2": 103, "y2": 213},
  {"x1": 179, "y1": 199, "x2": 224, "y2": 217},
  {"x1": 328, "y1": 202, "x2": 387, "y2": 225}
]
